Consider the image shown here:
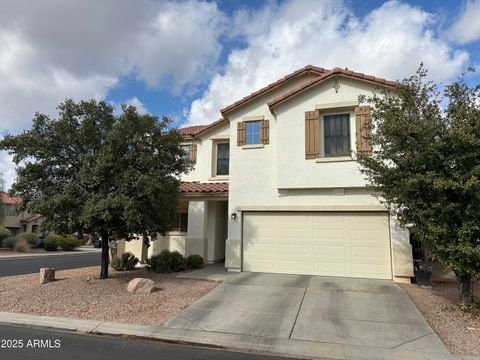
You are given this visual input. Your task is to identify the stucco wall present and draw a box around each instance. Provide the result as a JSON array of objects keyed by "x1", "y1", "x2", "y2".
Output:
[
  {"x1": 180, "y1": 124, "x2": 230, "y2": 183},
  {"x1": 223, "y1": 76, "x2": 413, "y2": 279}
]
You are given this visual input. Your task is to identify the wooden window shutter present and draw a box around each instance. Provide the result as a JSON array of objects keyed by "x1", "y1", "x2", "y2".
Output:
[
  {"x1": 261, "y1": 119, "x2": 269, "y2": 145},
  {"x1": 237, "y1": 122, "x2": 246, "y2": 146},
  {"x1": 305, "y1": 110, "x2": 320, "y2": 159},
  {"x1": 189, "y1": 144, "x2": 197, "y2": 163},
  {"x1": 355, "y1": 106, "x2": 373, "y2": 157}
]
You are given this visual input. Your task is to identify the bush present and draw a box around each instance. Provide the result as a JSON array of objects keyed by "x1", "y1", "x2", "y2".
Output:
[
  {"x1": 147, "y1": 249, "x2": 186, "y2": 273},
  {"x1": 58, "y1": 235, "x2": 82, "y2": 251},
  {"x1": 0, "y1": 226, "x2": 11, "y2": 244},
  {"x1": 170, "y1": 250, "x2": 186, "y2": 272},
  {"x1": 186, "y1": 254, "x2": 204, "y2": 269},
  {"x1": 2, "y1": 236, "x2": 18, "y2": 249},
  {"x1": 148, "y1": 250, "x2": 172, "y2": 273},
  {"x1": 111, "y1": 252, "x2": 138, "y2": 271},
  {"x1": 14, "y1": 239, "x2": 31, "y2": 253},
  {"x1": 43, "y1": 235, "x2": 60, "y2": 251},
  {"x1": 18, "y1": 232, "x2": 40, "y2": 247}
]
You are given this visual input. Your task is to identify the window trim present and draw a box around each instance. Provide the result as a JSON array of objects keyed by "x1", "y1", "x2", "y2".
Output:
[
  {"x1": 181, "y1": 144, "x2": 191, "y2": 162},
  {"x1": 320, "y1": 111, "x2": 354, "y2": 158}
]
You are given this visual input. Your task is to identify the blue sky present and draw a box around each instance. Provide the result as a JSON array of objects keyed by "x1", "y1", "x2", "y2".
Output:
[{"x1": 0, "y1": 0, "x2": 479, "y2": 188}]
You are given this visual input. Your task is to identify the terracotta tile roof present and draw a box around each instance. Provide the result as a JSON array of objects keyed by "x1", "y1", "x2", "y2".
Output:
[
  {"x1": 179, "y1": 182, "x2": 228, "y2": 193},
  {"x1": 177, "y1": 118, "x2": 227, "y2": 138},
  {"x1": 178, "y1": 125, "x2": 209, "y2": 137},
  {"x1": 1, "y1": 192, "x2": 21, "y2": 205},
  {"x1": 220, "y1": 65, "x2": 326, "y2": 115},
  {"x1": 268, "y1": 67, "x2": 397, "y2": 108}
]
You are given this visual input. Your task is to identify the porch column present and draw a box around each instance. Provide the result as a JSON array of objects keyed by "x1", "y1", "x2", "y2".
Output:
[{"x1": 186, "y1": 200, "x2": 208, "y2": 258}]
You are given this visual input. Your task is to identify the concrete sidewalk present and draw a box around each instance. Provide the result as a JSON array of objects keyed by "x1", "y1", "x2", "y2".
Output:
[{"x1": 0, "y1": 312, "x2": 476, "y2": 360}]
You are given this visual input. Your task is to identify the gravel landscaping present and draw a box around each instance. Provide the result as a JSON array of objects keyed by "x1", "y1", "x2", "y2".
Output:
[
  {"x1": 0, "y1": 266, "x2": 219, "y2": 325},
  {"x1": 400, "y1": 261, "x2": 480, "y2": 356}
]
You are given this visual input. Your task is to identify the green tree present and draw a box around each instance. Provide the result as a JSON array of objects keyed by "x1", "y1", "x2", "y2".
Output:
[
  {"x1": 358, "y1": 66, "x2": 480, "y2": 309},
  {"x1": 0, "y1": 99, "x2": 189, "y2": 278}
]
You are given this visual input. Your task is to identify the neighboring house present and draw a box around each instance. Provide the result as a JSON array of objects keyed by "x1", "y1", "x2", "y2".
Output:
[
  {"x1": 125, "y1": 65, "x2": 414, "y2": 283},
  {"x1": 1, "y1": 192, "x2": 44, "y2": 235}
]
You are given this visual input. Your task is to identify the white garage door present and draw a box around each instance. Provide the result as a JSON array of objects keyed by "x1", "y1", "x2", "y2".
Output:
[{"x1": 243, "y1": 212, "x2": 392, "y2": 279}]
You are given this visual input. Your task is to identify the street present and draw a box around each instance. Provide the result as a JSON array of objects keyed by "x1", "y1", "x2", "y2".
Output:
[
  {"x1": 0, "y1": 324, "x2": 295, "y2": 360},
  {"x1": 0, "y1": 252, "x2": 100, "y2": 277}
]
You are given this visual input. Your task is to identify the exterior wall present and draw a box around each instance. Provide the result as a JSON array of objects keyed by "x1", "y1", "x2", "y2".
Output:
[
  {"x1": 180, "y1": 124, "x2": 230, "y2": 183},
  {"x1": 146, "y1": 199, "x2": 227, "y2": 262},
  {"x1": 224, "y1": 76, "x2": 413, "y2": 280}
]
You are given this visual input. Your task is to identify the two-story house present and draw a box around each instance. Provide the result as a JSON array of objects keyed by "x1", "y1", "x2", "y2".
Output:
[
  {"x1": 124, "y1": 65, "x2": 413, "y2": 283},
  {"x1": 1, "y1": 192, "x2": 44, "y2": 235}
]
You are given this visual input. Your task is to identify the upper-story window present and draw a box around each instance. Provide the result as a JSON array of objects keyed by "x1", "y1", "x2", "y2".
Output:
[
  {"x1": 181, "y1": 144, "x2": 197, "y2": 163},
  {"x1": 245, "y1": 121, "x2": 261, "y2": 145},
  {"x1": 216, "y1": 143, "x2": 229, "y2": 176},
  {"x1": 323, "y1": 114, "x2": 350, "y2": 156}
]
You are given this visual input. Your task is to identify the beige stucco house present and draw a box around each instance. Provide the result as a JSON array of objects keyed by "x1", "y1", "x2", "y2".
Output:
[
  {"x1": 124, "y1": 65, "x2": 414, "y2": 283},
  {"x1": 1, "y1": 192, "x2": 44, "y2": 235}
]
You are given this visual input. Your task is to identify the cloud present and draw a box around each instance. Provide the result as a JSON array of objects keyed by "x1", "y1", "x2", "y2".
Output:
[
  {"x1": 449, "y1": 0, "x2": 480, "y2": 44},
  {"x1": 187, "y1": 0, "x2": 469, "y2": 125},
  {"x1": 111, "y1": 97, "x2": 148, "y2": 115},
  {"x1": 0, "y1": 0, "x2": 226, "y2": 133},
  {"x1": 0, "y1": 152, "x2": 16, "y2": 191}
]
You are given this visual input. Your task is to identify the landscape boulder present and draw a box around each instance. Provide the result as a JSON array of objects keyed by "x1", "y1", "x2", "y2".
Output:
[
  {"x1": 39, "y1": 268, "x2": 55, "y2": 284},
  {"x1": 127, "y1": 278, "x2": 157, "y2": 294}
]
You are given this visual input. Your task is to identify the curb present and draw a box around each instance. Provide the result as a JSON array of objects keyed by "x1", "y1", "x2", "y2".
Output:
[
  {"x1": 0, "y1": 312, "x2": 474, "y2": 360},
  {"x1": 0, "y1": 250, "x2": 100, "y2": 261}
]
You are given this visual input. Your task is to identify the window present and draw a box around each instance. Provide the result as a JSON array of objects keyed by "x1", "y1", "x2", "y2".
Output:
[
  {"x1": 245, "y1": 121, "x2": 261, "y2": 145},
  {"x1": 216, "y1": 143, "x2": 229, "y2": 176},
  {"x1": 171, "y1": 212, "x2": 188, "y2": 233},
  {"x1": 181, "y1": 145, "x2": 190, "y2": 161},
  {"x1": 323, "y1": 114, "x2": 351, "y2": 156}
]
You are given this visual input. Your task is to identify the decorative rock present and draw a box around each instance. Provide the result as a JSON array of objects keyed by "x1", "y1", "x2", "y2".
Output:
[
  {"x1": 39, "y1": 268, "x2": 55, "y2": 284},
  {"x1": 127, "y1": 278, "x2": 157, "y2": 294}
]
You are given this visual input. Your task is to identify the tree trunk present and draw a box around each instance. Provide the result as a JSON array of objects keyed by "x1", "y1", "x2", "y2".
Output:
[
  {"x1": 458, "y1": 273, "x2": 472, "y2": 311},
  {"x1": 100, "y1": 232, "x2": 110, "y2": 279}
]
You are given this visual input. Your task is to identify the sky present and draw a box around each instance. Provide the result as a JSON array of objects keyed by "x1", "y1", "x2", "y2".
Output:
[{"x1": 0, "y1": 0, "x2": 479, "y2": 190}]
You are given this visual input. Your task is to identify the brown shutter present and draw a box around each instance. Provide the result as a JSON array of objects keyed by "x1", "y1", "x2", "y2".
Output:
[
  {"x1": 355, "y1": 106, "x2": 373, "y2": 157},
  {"x1": 305, "y1": 110, "x2": 320, "y2": 159},
  {"x1": 237, "y1": 122, "x2": 246, "y2": 146},
  {"x1": 261, "y1": 119, "x2": 269, "y2": 145},
  {"x1": 189, "y1": 144, "x2": 197, "y2": 163}
]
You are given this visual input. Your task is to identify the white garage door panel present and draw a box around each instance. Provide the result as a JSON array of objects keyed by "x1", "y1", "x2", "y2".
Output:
[{"x1": 243, "y1": 212, "x2": 392, "y2": 279}]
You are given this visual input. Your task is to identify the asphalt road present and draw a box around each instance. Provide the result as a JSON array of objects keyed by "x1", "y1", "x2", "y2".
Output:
[
  {"x1": 0, "y1": 324, "x2": 295, "y2": 360},
  {"x1": 0, "y1": 252, "x2": 100, "y2": 277}
]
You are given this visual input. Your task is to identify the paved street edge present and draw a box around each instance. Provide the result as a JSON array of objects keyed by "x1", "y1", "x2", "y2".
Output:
[{"x1": 0, "y1": 312, "x2": 477, "y2": 360}]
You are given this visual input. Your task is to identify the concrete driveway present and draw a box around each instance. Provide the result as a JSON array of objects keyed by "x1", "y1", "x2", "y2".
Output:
[{"x1": 166, "y1": 271, "x2": 447, "y2": 354}]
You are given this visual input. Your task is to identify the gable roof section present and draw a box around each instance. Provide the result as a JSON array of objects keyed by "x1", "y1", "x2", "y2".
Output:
[
  {"x1": 178, "y1": 118, "x2": 227, "y2": 139},
  {"x1": 220, "y1": 65, "x2": 326, "y2": 116},
  {"x1": 268, "y1": 67, "x2": 397, "y2": 109}
]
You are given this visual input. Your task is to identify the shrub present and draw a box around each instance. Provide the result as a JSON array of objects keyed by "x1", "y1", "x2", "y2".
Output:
[
  {"x1": 147, "y1": 250, "x2": 173, "y2": 273},
  {"x1": 14, "y1": 239, "x2": 31, "y2": 253},
  {"x1": 43, "y1": 235, "x2": 60, "y2": 251},
  {"x1": 170, "y1": 250, "x2": 186, "y2": 272},
  {"x1": 0, "y1": 226, "x2": 11, "y2": 243},
  {"x1": 18, "y1": 232, "x2": 40, "y2": 247},
  {"x1": 186, "y1": 254, "x2": 204, "y2": 269},
  {"x1": 111, "y1": 252, "x2": 139, "y2": 271},
  {"x1": 147, "y1": 249, "x2": 186, "y2": 273},
  {"x1": 2, "y1": 236, "x2": 19, "y2": 249},
  {"x1": 58, "y1": 235, "x2": 82, "y2": 251}
]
